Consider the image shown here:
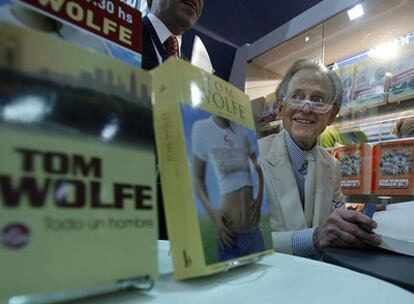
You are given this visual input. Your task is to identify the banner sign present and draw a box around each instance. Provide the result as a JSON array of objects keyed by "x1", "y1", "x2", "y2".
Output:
[{"x1": 18, "y1": 0, "x2": 142, "y2": 54}]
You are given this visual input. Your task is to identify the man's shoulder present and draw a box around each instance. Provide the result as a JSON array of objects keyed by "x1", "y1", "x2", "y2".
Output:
[
  {"x1": 260, "y1": 132, "x2": 287, "y2": 166},
  {"x1": 317, "y1": 145, "x2": 339, "y2": 166}
]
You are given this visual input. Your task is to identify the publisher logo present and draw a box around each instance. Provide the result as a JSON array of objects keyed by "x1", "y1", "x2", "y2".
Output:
[{"x1": 1, "y1": 223, "x2": 31, "y2": 250}]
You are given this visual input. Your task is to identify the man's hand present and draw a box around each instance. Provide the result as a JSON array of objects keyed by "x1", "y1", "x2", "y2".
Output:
[
  {"x1": 314, "y1": 209, "x2": 382, "y2": 251},
  {"x1": 213, "y1": 212, "x2": 234, "y2": 249}
]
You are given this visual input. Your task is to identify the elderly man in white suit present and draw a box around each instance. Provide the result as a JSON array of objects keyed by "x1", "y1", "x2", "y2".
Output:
[{"x1": 262, "y1": 58, "x2": 381, "y2": 258}]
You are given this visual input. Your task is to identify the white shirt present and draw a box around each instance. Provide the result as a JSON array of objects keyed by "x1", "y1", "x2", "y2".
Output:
[
  {"x1": 146, "y1": 13, "x2": 182, "y2": 63},
  {"x1": 192, "y1": 117, "x2": 254, "y2": 194}
]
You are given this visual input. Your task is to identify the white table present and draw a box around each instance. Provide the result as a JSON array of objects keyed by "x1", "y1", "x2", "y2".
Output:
[{"x1": 77, "y1": 241, "x2": 414, "y2": 304}]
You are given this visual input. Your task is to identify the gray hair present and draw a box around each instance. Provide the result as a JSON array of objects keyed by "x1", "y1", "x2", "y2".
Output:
[
  {"x1": 394, "y1": 117, "x2": 414, "y2": 138},
  {"x1": 276, "y1": 58, "x2": 343, "y2": 109}
]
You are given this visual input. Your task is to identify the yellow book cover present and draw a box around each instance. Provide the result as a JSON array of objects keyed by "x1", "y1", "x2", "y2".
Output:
[
  {"x1": 153, "y1": 59, "x2": 273, "y2": 280},
  {"x1": 0, "y1": 22, "x2": 157, "y2": 301},
  {"x1": 388, "y1": 43, "x2": 414, "y2": 103},
  {"x1": 353, "y1": 57, "x2": 388, "y2": 111}
]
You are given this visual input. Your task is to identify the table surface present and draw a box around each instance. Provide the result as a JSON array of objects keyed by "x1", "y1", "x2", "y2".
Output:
[
  {"x1": 323, "y1": 246, "x2": 414, "y2": 292},
  {"x1": 74, "y1": 241, "x2": 414, "y2": 304}
]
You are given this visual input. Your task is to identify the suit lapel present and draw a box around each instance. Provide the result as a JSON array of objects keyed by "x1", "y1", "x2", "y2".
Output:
[
  {"x1": 312, "y1": 148, "x2": 336, "y2": 226},
  {"x1": 142, "y1": 22, "x2": 160, "y2": 70},
  {"x1": 264, "y1": 133, "x2": 307, "y2": 229}
]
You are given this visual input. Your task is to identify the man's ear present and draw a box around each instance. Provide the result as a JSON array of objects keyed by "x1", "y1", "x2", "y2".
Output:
[
  {"x1": 327, "y1": 105, "x2": 340, "y2": 125},
  {"x1": 276, "y1": 102, "x2": 283, "y2": 119}
]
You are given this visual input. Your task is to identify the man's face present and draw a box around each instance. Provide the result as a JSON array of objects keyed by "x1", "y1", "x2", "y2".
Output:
[
  {"x1": 279, "y1": 69, "x2": 337, "y2": 150},
  {"x1": 155, "y1": 0, "x2": 204, "y2": 35}
]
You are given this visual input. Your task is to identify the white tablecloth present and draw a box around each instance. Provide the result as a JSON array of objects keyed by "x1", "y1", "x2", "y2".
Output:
[{"x1": 78, "y1": 241, "x2": 413, "y2": 304}]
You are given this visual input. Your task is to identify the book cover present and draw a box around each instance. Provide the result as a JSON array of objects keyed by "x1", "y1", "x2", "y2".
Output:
[
  {"x1": 388, "y1": 43, "x2": 414, "y2": 103},
  {"x1": 0, "y1": 0, "x2": 142, "y2": 67},
  {"x1": 153, "y1": 58, "x2": 273, "y2": 280},
  {"x1": 335, "y1": 63, "x2": 355, "y2": 116},
  {"x1": 336, "y1": 144, "x2": 372, "y2": 194},
  {"x1": 353, "y1": 57, "x2": 388, "y2": 111},
  {"x1": 372, "y1": 139, "x2": 414, "y2": 195},
  {"x1": 0, "y1": 22, "x2": 157, "y2": 301}
]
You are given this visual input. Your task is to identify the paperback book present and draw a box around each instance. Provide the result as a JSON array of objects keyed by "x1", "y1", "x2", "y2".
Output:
[
  {"x1": 353, "y1": 57, "x2": 388, "y2": 111},
  {"x1": 0, "y1": 22, "x2": 157, "y2": 302},
  {"x1": 335, "y1": 63, "x2": 355, "y2": 116},
  {"x1": 372, "y1": 139, "x2": 414, "y2": 195},
  {"x1": 388, "y1": 43, "x2": 414, "y2": 103},
  {"x1": 373, "y1": 201, "x2": 414, "y2": 257},
  {"x1": 336, "y1": 143, "x2": 372, "y2": 195},
  {"x1": 153, "y1": 58, "x2": 274, "y2": 280}
]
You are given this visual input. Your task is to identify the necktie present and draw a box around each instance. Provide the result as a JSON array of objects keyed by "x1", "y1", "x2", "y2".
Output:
[
  {"x1": 298, "y1": 160, "x2": 307, "y2": 208},
  {"x1": 163, "y1": 36, "x2": 179, "y2": 58},
  {"x1": 304, "y1": 154, "x2": 316, "y2": 226}
]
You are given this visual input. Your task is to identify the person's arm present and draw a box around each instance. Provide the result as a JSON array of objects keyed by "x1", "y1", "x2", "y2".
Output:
[
  {"x1": 192, "y1": 154, "x2": 234, "y2": 248},
  {"x1": 313, "y1": 208, "x2": 381, "y2": 251},
  {"x1": 313, "y1": 162, "x2": 381, "y2": 251}
]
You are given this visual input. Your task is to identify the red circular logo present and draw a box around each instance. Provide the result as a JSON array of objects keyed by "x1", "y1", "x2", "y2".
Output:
[{"x1": 1, "y1": 223, "x2": 31, "y2": 250}]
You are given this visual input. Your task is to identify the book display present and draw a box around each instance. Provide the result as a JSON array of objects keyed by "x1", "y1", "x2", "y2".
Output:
[
  {"x1": 0, "y1": 22, "x2": 157, "y2": 302},
  {"x1": 2, "y1": 0, "x2": 414, "y2": 301},
  {"x1": 153, "y1": 59, "x2": 273, "y2": 279},
  {"x1": 0, "y1": 14, "x2": 274, "y2": 303}
]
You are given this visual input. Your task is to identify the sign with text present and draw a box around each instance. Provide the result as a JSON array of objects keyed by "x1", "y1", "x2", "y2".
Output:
[{"x1": 18, "y1": 0, "x2": 142, "y2": 54}]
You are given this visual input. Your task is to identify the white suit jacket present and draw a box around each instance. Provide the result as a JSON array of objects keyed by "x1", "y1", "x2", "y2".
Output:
[{"x1": 261, "y1": 132, "x2": 344, "y2": 254}]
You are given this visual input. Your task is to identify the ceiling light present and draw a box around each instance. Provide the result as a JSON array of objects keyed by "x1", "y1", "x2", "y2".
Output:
[
  {"x1": 347, "y1": 4, "x2": 364, "y2": 21},
  {"x1": 368, "y1": 41, "x2": 400, "y2": 59},
  {"x1": 305, "y1": 36, "x2": 310, "y2": 42}
]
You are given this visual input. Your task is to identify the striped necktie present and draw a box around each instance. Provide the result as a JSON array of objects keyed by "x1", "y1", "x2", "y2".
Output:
[{"x1": 163, "y1": 35, "x2": 179, "y2": 58}]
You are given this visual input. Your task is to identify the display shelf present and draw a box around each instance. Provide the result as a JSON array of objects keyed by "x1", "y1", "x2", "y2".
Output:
[
  {"x1": 335, "y1": 98, "x2": 414, "y2": 129},
  {"x1": 344, "y1": 194, "x2": 414, "y2": 204},
  {"x1": 332, "y1": 98, "x2": 414, "y2": 143}
]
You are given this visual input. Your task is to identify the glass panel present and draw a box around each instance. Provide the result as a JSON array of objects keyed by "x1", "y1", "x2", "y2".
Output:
[
  {"x1": 323, "y1": 0, "x2": 414, "y2": 201},
  {"x1": 324, "y1": 0, "x2": 414, "y2": 143}
]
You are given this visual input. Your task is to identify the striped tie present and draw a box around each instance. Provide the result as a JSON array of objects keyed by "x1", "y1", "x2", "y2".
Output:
[{"x1": 163, "y1": 36, "x2": 179, "y2": 58}]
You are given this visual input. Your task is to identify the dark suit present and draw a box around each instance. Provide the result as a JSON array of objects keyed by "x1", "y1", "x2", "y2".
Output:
[
  {"x1": 141, "y1": 17, "x2": 188, "y2": 70},
  {"x1": 141, "y1": 22, "x2": 159, "y2": 70}
]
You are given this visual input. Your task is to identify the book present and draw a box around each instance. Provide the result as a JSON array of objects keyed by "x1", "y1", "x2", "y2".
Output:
[
  {"x1": 372, "y1": 139, "x2": 414, "y2": 195},
  {"x1": 0, "y1": 22, "x2": 157, "y2": 302},
  {"x1": 352, "y1": 57, "x2": 388, "y2": 111},
  {"x1": 153, "y1": 58, "x2": 274, "y2": 279},
  {"x1": 251, "y1": 92, "x2": 279, "y2": 135},
  {"x1": 336, "y1": 144, "x2": 372, "y2": 194},
  {"x1": 388, "y1": 43, "x2": 414, "y2": 103},
  {"x1": 373, "y1": 201, "x2": 414, "y2": 257},
  {"x1": 335, "y1": 63, "x2": 355, "y2": 116}
]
